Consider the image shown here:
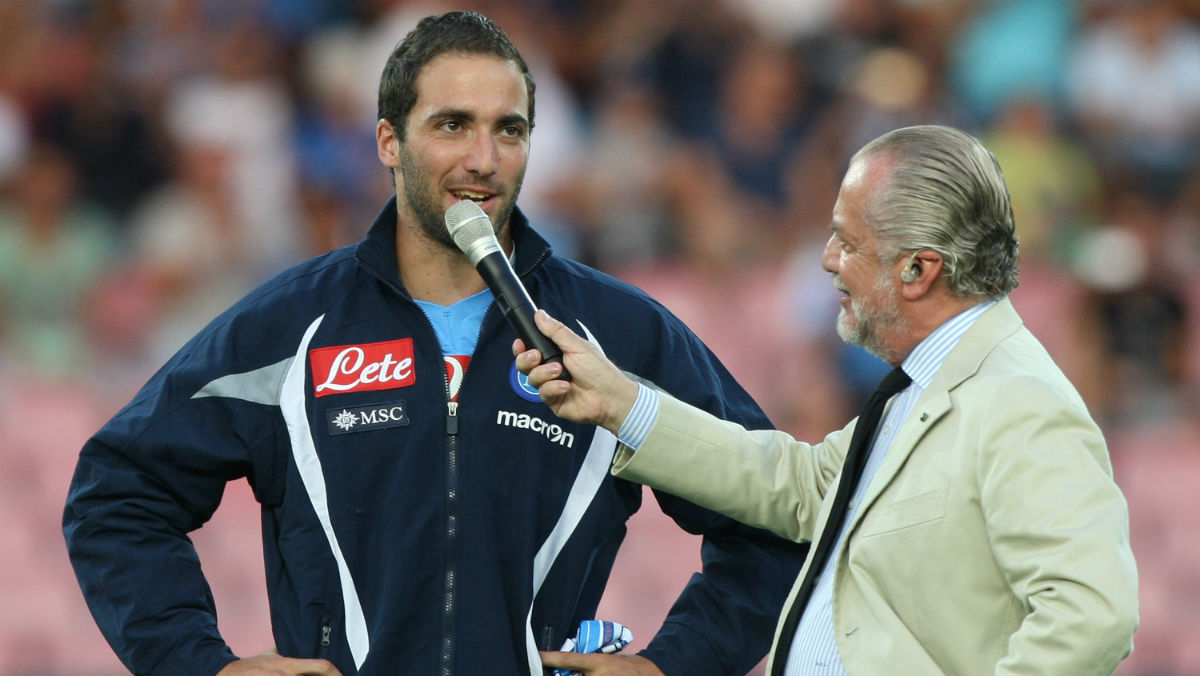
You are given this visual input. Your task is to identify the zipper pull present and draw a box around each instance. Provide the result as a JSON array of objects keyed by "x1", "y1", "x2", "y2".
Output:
[
  {"x1": 321, "y1": 625, "x2": 332, "y2": 647},
  {"x1": 447, "y1": 401, "x2": 459, "y2": 435}
]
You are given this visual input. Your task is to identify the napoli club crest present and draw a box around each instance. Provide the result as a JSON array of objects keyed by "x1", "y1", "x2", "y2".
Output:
[{"x1": 509, "y1": 361, "x2": 542, "y2": 403}]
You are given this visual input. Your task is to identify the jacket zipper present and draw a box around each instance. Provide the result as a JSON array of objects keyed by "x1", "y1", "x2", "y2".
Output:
[
  {"x1": 359, "y1": 246, "x2": 539, "y2": 674},
  {"x1": 318, "y1": 615, "x2": 333, "y2": 659},
  {"x1": 440, "y1": 384, "x2": 460, "y2": 675},
  {"x1": 364, "y1": 263, "x2": 466, "y2": 676},
  {"x1": 439, "y1": 300, "x2": 501, "y2": 675}
]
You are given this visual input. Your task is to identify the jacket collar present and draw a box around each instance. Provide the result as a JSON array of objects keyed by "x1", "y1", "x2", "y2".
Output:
[
  {"x1": 354, "y1": 196, "x2": 553, "y2": 297},
  {"x1": 923, "y1": 297, "x2": 1023, "y2": 396}
]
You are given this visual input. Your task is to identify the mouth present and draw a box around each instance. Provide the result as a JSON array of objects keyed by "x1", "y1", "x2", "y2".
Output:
[
  {"x1": 831, "y1": 278, "x2": 851, "y2": 307},
  {"x1": 450, "y1": 189, "x2": 497, "y2": 209}
]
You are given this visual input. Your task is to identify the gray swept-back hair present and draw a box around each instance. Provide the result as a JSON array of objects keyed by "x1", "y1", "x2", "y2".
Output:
[
  {"x1": 377, "y1": 10, "x2": 535, "y2": 140},
  {"x1": 852, "y1": 125, "x2": 1020, "y2": 298}
]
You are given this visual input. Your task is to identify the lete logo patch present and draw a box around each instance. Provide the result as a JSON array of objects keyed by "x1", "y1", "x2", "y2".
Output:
[{"x1": 310, "y1": 339, "x2": 416, "y2": 397}]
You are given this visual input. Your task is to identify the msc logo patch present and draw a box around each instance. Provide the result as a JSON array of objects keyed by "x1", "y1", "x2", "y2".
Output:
[{"x1": 326, "y1": 400, "x2": 410, "y2": 435}]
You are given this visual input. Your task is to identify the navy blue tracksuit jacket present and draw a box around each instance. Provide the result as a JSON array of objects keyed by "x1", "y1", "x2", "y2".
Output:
[{"x1": 64, "y1": 199, "x2": 806, "y2": 675}]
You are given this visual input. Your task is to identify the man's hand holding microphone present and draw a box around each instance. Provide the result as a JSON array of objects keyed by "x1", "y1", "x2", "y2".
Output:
[{"x1": 511, "y1": 310, "x2": 639, "y2": 435}]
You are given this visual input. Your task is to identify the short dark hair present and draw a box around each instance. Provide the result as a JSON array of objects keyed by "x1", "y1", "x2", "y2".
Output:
[{"x1": 377, "y1": 10, "x2": 536, "y2": 140}]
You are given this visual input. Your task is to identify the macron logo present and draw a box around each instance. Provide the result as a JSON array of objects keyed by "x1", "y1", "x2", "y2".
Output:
[{"x1": 496, "y1": 410, "x2": 575, "y2": 448}]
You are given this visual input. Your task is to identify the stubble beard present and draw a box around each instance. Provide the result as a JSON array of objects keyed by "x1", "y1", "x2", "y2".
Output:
[
  {"x1": 836, "y1": 272, "x2": 905, "y2": 362},
  {"x1": 398, "y1": 143, "x2": 524, "y2": 252}
]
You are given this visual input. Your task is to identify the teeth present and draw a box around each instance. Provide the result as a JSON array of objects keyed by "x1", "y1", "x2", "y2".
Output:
[{"x1": 454, "y1": 191, "x2": 489, "y2": 201}]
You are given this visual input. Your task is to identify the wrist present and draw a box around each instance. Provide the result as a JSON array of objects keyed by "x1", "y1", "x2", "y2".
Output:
[{"x1": 605, "y1": 377, "x2": 640, "y2": 433}]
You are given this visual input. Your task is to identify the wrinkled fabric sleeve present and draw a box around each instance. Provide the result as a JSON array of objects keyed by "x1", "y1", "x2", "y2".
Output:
[{"x1": 63, "y1": 351, "x2": 285, "y2": 675}]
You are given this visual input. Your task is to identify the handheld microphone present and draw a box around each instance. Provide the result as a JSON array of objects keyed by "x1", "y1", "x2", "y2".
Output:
[{"x1": 444, "y1": 200, "x2": 569, "y2": 379}]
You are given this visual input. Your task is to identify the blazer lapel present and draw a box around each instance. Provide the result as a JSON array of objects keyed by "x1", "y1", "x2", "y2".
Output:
[{"x1": 847, "y1": 299, "x2": 1025, "y2": 528}]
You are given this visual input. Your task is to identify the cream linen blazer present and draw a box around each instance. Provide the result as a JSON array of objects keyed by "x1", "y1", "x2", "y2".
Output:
[{"x1": 612, "y1": 299, "x2": 1138, "y2": 675}]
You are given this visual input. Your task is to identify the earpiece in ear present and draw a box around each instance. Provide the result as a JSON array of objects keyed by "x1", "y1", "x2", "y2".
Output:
[{"x1": 901, "y1": 254, "x2": 920, "y2": 283}]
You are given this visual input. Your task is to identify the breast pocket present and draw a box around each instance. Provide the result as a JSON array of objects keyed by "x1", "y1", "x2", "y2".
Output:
[{"x1": 858, "y1": 488, "x2": 946, "y2": 538}]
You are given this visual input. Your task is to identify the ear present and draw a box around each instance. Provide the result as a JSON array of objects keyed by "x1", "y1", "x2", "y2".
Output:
[
  {"x1": 377, "y1": 119, "x2": 401, "y2": 170},
  {"x1": 898, "y1": 249, "x2": 943, "y2": 300}
]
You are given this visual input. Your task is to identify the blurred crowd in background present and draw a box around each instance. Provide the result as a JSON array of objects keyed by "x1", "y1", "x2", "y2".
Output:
[{"x1": 0, "y1": 0, "x2": 1198, "y2": 674}]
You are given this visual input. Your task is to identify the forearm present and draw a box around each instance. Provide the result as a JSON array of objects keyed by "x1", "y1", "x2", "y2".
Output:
[{"x1": 612, "y1": 394, "x2": 834, "y2": 543}]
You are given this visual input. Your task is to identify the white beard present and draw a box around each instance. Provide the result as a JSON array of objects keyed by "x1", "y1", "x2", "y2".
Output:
[{"x1": 836, "y1": 274, "x2": 904, "y2": 361}]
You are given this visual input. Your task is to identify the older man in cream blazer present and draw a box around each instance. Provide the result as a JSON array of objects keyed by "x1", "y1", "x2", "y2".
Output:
[{"x1": 520, "y1": 125, "x2": 1138, "y2": 676}]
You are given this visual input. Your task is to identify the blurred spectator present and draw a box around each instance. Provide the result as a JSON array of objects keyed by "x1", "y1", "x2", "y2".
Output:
[
  {"x1": 113, "y1": 0, "x2": 228, "y2": 101},
  {"x1": 982, "y1": 95, "x2": 1103, "y2": 263},
  {"x1": 0, "y1": 90, "x2": 29, "y2": 185},
  {"x1": 707, "y1": 38, "x2": 815, "y2": 217},
  {"x1": 948, "y1": 0, "x2": 1078, "y2": 124},
  {"x1": 1065, "y1": 0, "x2": 1200, "y2": 200},
  {"x1": 614, "y1": 146, "x2": 820, "y2": 435},
  {"x1": 294, "y1": 22, "x2": 393, "y2": 229},
  {"x1": 32, "y1": 1, "x2": 171, "y2": 219},
  {"x1": 634, "y1": 0, "x2": 757, "y2": 140},
  {"x1": 792, "y1": 42, "x2": 967, "y2": 207},
  {"x1": 726, "y1": 0, "x2": 839, "y2": 44},
  {"x1": 0, "y1": 143, "x2": 122, "y2": 380},
  {"x1": 1073, "y1": 186, "x2": 1191, "y2": 425},
  {"x1": 124, "y1": 134, "x2": 262, "y2": 362},
  {"x1": 161, "y1": 16, "x2": 304, "y2": 273},
  {"x1": 568, "y1": 77, "x2": 678, "y2": 269}
]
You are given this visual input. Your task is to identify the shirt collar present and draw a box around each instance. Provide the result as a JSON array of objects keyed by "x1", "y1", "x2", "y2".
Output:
[{"x1": 901, "y1": 299, "x2": 996, "y2": 388}]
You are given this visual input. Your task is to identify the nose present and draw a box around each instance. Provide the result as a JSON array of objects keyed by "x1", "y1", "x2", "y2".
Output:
[
  {"x1": 463, "y1": 132, "x2": 499, "y2": 177},
  {"x1": 821, "y1": 234, "x2": 839, "y2": 274}
]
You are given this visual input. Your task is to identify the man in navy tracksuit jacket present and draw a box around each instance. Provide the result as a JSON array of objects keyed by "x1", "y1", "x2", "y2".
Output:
[{"x1": 63, "y1": 11, "x2": 804, "y2": 676}]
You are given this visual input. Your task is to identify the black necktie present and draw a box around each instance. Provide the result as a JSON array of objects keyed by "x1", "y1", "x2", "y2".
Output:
[{"x1": 770, "y1": 366, "x2": 912, "y2": 674}]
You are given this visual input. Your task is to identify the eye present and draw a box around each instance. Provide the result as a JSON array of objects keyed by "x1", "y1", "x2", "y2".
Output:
[
  {"x1": 441, "y1": 120, "x2": 463, "y2": 132},
  {"x1": 499, "y1": 124, "x2": 526, "y2": 141}
]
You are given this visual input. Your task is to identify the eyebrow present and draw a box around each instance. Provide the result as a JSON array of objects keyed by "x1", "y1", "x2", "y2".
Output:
[
  {"x1": 426, "y1": 108, "x2": 529, "y2": 129},
  {"x1": 496, "y1": 113, "x2": 530, "y2": 129},
  {"x1": 427, "y1": 107, "x2": 474, "y2": 124}
]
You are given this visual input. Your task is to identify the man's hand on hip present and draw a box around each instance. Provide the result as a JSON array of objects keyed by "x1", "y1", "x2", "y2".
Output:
[
  {"x1": 216, "y1": 647, "x2": 341, "y2": 676},
  {"x1": 539, "y1": 650, "x2": 665, "y2": 676}
]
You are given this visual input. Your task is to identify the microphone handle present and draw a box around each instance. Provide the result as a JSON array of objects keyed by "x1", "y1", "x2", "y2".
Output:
[{"x1": 476, "y1": 253, "x2": 571, "y2": 381}]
